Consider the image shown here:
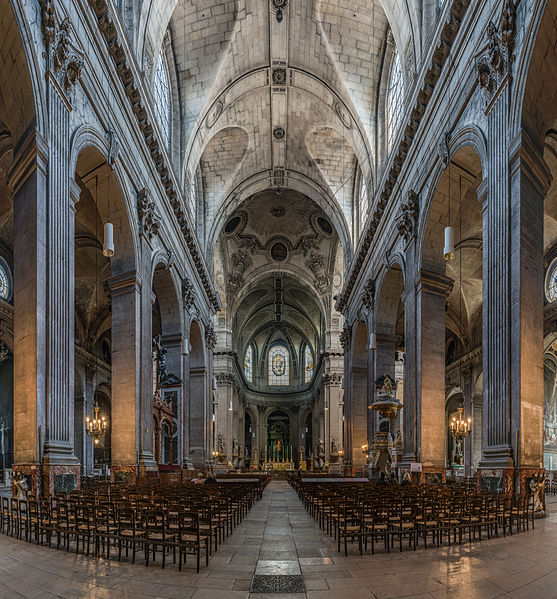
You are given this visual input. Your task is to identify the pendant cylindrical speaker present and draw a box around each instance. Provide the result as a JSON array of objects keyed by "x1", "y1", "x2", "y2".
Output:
[
  {"x1": 443, "y1": 225, "x2": 454, "y2": 261},
  {"x1": 103, "y1": 222, "x2": 114, "y2": 257},
  {"x1": 369, "y1": 332, "x2": 377, "y2": 350}
]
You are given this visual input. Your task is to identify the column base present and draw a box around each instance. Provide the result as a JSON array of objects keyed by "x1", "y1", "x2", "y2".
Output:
[
  {"x1": 42, "y1": 463, "x2": 81, "y2": 496},
  {"x1": 138, "y1": 455, "x2": 159, "y2": 481},
  {"x1": 42, "y1": 441, "x2": 80, "y2": 465},
  {"x1": 111, "y1": 465, "x2": 137, "y2": 485}
]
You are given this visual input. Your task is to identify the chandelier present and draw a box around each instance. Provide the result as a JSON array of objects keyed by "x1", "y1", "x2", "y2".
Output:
[
  {"x1": 86, "y1": 404, "x2": 108, "y2": 445},
  {"x1": 449, "y1": 406, "x2": 471, "y2": 441}
]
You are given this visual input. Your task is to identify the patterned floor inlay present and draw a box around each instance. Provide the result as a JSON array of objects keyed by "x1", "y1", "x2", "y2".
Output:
[{"x1": 250, "y1": 574, "x2": 306, "y2": 593}]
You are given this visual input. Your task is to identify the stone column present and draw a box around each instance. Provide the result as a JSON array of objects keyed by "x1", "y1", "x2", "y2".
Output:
[
  {"x1": 39, "y1": 20, "x2": 85, "y2": 493},
  {"x1": 9, "y1": 131, "x2": 49, "y2": 497},
  {"x1": 107, "y1": 271, "x2": 141, "y2": 484},
  {"x1": 416, "y1": 270, "x2": 453, "y2": 481},
  {"x1": 476, "y1": 17, "x2": 550, "y2": 494},
  {"x1": 508, "y1": 131, "x2": 551, "y2": 489}
]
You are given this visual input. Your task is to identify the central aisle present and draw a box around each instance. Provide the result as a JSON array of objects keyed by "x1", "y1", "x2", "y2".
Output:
[{"x1": 238, "y1": 479, "x2": 329, "y2": 586}]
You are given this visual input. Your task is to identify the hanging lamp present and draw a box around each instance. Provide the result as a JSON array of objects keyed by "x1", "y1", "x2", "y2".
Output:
[{"x1": 103, "y1": 175, "x2": 114, "y2": 257}]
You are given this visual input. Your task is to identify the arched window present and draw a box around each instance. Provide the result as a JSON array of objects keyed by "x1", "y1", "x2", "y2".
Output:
[
  {"x1": 359, "y1": 173, "x2": 368, "y2": 230},
  {"x1": 304, "y1": 345, "x2": 313, "y2": 383},
  {"x1": 154, "y1": 50, "x2": 171, "y2": 148},
  {"x1": 0, "y1": 257, "x2": 13, "y2": 302},
  {"x1": 546, "y1": 259, "x2": 557, "y2": 302},
  {"x1": 268, "y1": 344, "x2": 289, "y2": 386},
  {"x1": 386, "y1": 45, "x2": 404, "y2": 151},
  {"x1": 244, "y1": 345, "x2": 253, "y2": 383}
]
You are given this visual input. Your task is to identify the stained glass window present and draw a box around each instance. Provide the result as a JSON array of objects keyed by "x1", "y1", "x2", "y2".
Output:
[
  {"x1": 268, "y1": 345, "x2": 289, "y2": 386},
  {"x1": 359, "y1": 173, "x2": 368, "y2": 229},
  {"x1": 244, "y1": 345, "x2": 253, "y2": 383},
  {"x1": 304, "y1": 345, "x2": 313, "y2": 383},
  {"x1": 546, "y1": 261, "x2": 557, "y2": 303},
  {"x1": 0, "y1": 258, "x2": 12, "y2": 302},
  {"x1": 154, "y1": 50, "x2": 170, "y2": 148},
  {"x1": 386, "y1": 45, "x2": 404, "y2": 151}
]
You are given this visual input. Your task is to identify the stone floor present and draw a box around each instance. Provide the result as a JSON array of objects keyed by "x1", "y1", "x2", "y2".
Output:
[{"x1": 0, "y1": 480, "x2": 557, "y2": 598}]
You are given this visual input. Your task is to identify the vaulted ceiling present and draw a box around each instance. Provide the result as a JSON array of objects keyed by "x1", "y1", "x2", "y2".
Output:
[{"x1": 128, "y1": 0, "x2": 421, "y2": 258}]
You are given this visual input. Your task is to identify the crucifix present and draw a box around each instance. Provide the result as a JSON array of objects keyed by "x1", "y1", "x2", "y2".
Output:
[{"x1": 0, "y1": 420, "x2": 9, "y2": 478}]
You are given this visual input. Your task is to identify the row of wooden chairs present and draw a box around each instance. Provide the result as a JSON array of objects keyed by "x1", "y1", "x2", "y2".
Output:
[
  {"x1": 296, "y1": 482, "x2": 535, "y2": 556},
  {"x1": 0, "y1": 481, "x2": 259, "y2": 572}
]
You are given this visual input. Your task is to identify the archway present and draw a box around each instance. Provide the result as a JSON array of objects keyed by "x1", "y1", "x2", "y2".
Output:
[
  {"x1": 420, "y1": 144, "x2": 483, "y2": 477},
  {"x1": 188, "y1": 321, "x2": 206, "y2": 467},
  {"x1": 266, "y1": 410, "x2": 291, "y2": 462},
  {"x1": 375, "y1": 265, "x2": 405, "y2": 463},
  {"x1": 73, "y1": 144, "x2": 137, "y2": 483},
  {"x1": 351, "y1": 321, "x2": 369, "y2": 472},
  {"x1": 152, "y1": 263, "x2": 182, "y2": 467},
  {"x1": 93, "y1": 389, "x2": 111, "y2": 471}
]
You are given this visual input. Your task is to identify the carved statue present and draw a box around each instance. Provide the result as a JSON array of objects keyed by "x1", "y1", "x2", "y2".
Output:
[
  {"x1": 393, "y1": 429, "x2": 402, "y2": 448},
  {"x1": 529, "y1": 473, "x2": 545, "y2": 517},
  {"x1": 13, "y1": 473, "x2": 28, "y2": 501},
  {"x1": 316, "y1": 438, "x2": 325, "y2": 469},
  {"x1": 232, "y1": 438, "x2": 239, "y2": 457},
  {"x1": 217, "y1": 434, "x2": 225, "y2": 461},
  {"x1": 331, "y1": 438, "x2": 339, "y2": 456}
]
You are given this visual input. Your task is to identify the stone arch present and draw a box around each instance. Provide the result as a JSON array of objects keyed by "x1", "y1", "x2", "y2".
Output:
[
  {"x1": 187, "y1": 320, "x2": 207, "y2": 467},
  {"x1": 71, "y1": 135, "x2": 139, "y2": 275},
  {"x1": 350, "y1": 320, "x2": 369, "y2": 472},
  {"x1": 207, "y1": 174, "x2": 352, "y2": 262},
  {"x1": 0, "y1": 0, "x2": 44, "y2": 143},
  {"x1": 511, "y1": 0, "x2": 557, "y2": 144},
  {"x1": 151, "y1": 258, "x2": 183, "y2": 337}
]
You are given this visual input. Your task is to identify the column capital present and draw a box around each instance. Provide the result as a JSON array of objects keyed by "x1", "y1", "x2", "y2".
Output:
[
  {"x1": 7, "y1": 130, "x2": 48, "y2": 194},
  {"x1": 509, "y1": 129, "x2": 553, "y2": 198},
  {"x1": 416, "y1": 269, "x2": 453, "y2": 297},
  {"x1": 106, "y1": 270, "x2": 141, "y2": 296}
]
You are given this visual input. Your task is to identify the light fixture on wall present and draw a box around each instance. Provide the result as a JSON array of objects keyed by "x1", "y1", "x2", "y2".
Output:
[
  {"x1": 228, "y1": 398, "x2": 233, "y2": 411},
  {"x1": 340, "y1": 376, "x2": 344, "y2": 389},
  {"x1": 324, "y1": 397, "x2": 328, "y2": 411}
]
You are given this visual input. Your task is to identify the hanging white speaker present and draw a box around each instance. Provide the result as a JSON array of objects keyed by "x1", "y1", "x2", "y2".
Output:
[
  {"x1": 212, "y1": 377, "x2": 217, "y2": 390},
  {"x1": 369, "y1": 332, "x2": 377, "y2": 350},
  {"x1": 443, "y1": 225, "x2": 455, "y2": 261},
  {"x1": 181, "y1": 338, "x2": 190, "y2": 355},
  {"x1": 103, "y1": 222, "x2": 114, "y2": 257}
]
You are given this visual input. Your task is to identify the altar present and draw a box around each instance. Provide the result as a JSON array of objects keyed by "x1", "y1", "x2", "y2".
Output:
[{"x1": 263, "y1": 460, "x2": 294, "y2": 472}]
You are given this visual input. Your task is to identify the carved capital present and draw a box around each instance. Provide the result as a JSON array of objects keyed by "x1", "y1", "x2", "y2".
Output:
[
  {"x1": 339, "y1": 323, "x2": 352, "y2": 353},
  {"x1": 321, "y1": 372, "x2": 343, "y2": 387},
  {"x1": 361, "y1": 279, "x2": 375, "y2": 312},
  {"x1": 476, "y1": 2, "x2": 515, "y2": 102},
  {"x1": 205, "y1": 325, "x2": 217, "y2": 350},
  {"x1": 396, "y1": 190, "x2": 419, "y2": 241},
  {"x1": 43, "y1": 9, "x2": 83, "y2": 93},
  {"x1": 137, "y1": 188, "x2": 161, "y2": 240},
  {"x1": 181, "y1": 277, "x2": 196, "y2": 312}
]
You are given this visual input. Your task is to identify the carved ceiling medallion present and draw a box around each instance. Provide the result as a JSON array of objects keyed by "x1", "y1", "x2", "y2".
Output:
[{"x1": 270, "y1": 241, "x2": 288, "y2": 263}]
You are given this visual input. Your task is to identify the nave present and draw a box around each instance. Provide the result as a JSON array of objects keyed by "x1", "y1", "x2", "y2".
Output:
[{"x1": 0, "y1": 480, "x2": 556, "y2": 599}]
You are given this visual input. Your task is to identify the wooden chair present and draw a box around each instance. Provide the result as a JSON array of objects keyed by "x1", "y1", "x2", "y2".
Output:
[{"x1": 179, "y1": 511, "x2": 209, "y2": 573}]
